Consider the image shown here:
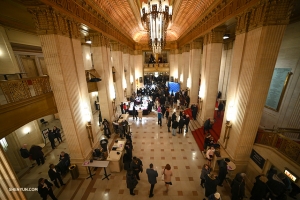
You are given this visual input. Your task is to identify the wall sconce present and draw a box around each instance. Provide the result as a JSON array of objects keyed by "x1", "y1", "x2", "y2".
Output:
[
  {"x1": 23, "y1": 127, "x2": 30, "y2": 135},
  {"x1": 112, "y1": 66, "x2": 116, "y2": 82},
  {"x1": 86, "y1": 121, "x2": 94, "y2": 148},
  {"x1": 85, "y1": 37, "x2": 92, "y2": 44},
  {"x1": 199, "y1": 98, "x2": 203, "y2": 115},
  {"x1": 112, "y1": 98, "x2": 116, "y2": 113},
  {"x1": 223, "y1": 120, "x2": 232, "y2": 149},
  {"x1": 124, "y1": 88, "x2": 127, "y2": 97}
]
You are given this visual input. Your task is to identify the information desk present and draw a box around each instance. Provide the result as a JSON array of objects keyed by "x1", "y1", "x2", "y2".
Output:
[
  {"x1": 106, "y1": 151, "x2": 123, "y2": 172},
  {"x1": 118, "y1": 114, "x2": 129, "y2": 123},
  {"x1": 112, "y1": 141, "x2": 125, "y2": 152},
  {"x1": 82, "y1": 160, "x2": 110, "y2": 180}
]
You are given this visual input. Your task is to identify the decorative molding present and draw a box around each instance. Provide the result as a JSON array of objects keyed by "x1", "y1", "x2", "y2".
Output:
[
  {"x1": 203, "y1": 27, "x2": 225, "y2": 45},
  {"x1": 23, "y1": 0, "x2": 135, "y2": 49},
  {"x1": 90, "y1": 33, "x2": 109, "y2": 47},
  {"x1": 190, "y1": 38, "x2": 203, "y2": 50},
  {"x1": 27, "y1": 6, "x2": 80, "y2": 39},
  {"x1": 224, "y1": 39, "x2": 234, "y2": 50}
]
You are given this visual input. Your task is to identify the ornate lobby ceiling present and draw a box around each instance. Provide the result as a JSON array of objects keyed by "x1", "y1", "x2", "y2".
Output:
[{"x1": 91, "y1": 0, "x2": 216, "y2": 44}]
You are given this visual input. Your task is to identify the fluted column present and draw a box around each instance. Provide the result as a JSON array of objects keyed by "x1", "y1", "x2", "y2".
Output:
[
  {"x1": 177, "y1": 48, "x2": 183, "y2": 85},
  {"x1": 190, "y1": 39, "x2": 203, "y2": 104},
  {"x1": 123, "y1": 47, "x2": 130, "y2": 98},
  {"x1": 182, "y1": 44, "x2": 190, "y2": 89},
  {"x1": 200, "y1": 27, "x2": 225, "y2": 123},
  {"x1": 111, "y1": 42, "x2": 125, "y2": 104},
  {"x1": 134, "y1": 50, "x2": 143, "y2": 90},
  {"x1": 28, "y1": 7, "x2": 94, "y2": 174},
  {"x1": 91, "y1": 33, "x2": 114, "y2": 122},
  {"x1": 129, "y1": 50, "x2": 135, "y2": 95},
  {"x1": 0, "y1": 146, "x2": 26, "y2": 199},
  {"x1": 219, "y1": 0, "x2": 294, "y2": 172}
]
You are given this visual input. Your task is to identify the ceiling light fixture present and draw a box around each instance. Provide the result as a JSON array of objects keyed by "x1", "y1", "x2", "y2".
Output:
[
  {"x1": 223, "y1": 34, "x2": 230, "y2": 40},
  {"x1": 85, "y1": 37, "x2": 92, "y2": 44},
  {"x1": 141, "y1": 0, "x2": 172, "y2": 54}
]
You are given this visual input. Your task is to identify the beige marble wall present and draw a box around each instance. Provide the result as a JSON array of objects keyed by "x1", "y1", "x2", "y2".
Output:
[
  {"x1": 0, "y1": 145, "x2": 26, "y2": 199},
  {"x1": 81, "y1": 44, "x2": 92, "y2": 70},
  {"x1": 200, "y1": 41, "x2": 223, "y2": 123},
  {"x1": 39, "y1": 34, "x2": 94, "y2": 174},
  {"x1": 123, "y1": 51, "x2": 130, "y2": 97},
  {"x1": 0, "y1": 26, "x2": 20, "y2": 75},
  {"x1": 134, "y1": 51, "x2": 143, "y2": 89},
  {"x1": 220, "y1": 25, "x2": 287, "y2": 172},
  {"x1": 260, "y1": 21, "x2": 300, "y2": 129},
  {"x1": 182, "y1": 45, "x2": 190, "y2": 89},
  {"x1": 218, "y1": 41, "x2": 234, "y2": 100},
  {"x1": 111, "y1": 43, "x2": 125, "y2": 104},
  {"x1": 190, "y1": 40, "x2": 202, "y2": 104},
  {"x1": 129, "y1": 53, "x2": 135, "y2": 95}
]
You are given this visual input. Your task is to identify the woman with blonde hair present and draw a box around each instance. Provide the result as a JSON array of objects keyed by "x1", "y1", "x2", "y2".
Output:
[{"x1": 162, "y1": 164, "x2": 173, "y2": 192}]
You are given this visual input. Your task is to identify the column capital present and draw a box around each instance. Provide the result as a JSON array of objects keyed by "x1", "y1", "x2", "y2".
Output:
[
  {"x1": 190, "y1": 38, "x2": 203, "y2": 50},
  {"x1": 170, "y1": 49, "x2": 176, "y2": 54},
  {"x1": 203, "y1": 26, "x2": 226, "y2": 45},
  {"x1": 224, "y1": 39, "x2": 234, "y2": 50},
  {"x1": 248, "y1": 0, "x2": 294, "y2": 31},
  {"x1": 28, "y1": 6, "x2": 80, "y2": 39},
  {"x1": 110, "y1": 42, "x2": 121, "y2": 51},
  {"x1": 182, "y1": 44, "x2": 190, "y2": 53},
  {"x1": 90, "y1": 33, "x2": 110, "y2": 47}
]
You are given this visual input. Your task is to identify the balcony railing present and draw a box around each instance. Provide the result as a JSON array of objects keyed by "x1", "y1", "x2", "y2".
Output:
[
  {"x1": 0, "y1": 76, "x2": 52, "y2": 105},
  {"x1": 255, "y1": 131, "x2": 300, "y2": 165}
]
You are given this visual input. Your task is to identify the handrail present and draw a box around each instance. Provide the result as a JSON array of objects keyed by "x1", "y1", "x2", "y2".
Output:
[
  {"x1": 262, "y1": 127, "x2": 300, "y2": 133},
  {"x1": 255, "y1": 131, "x2": 300, "y2": 165},
  {"x1": 0, "y1": 76, "x2": 52, "y2": 105}
]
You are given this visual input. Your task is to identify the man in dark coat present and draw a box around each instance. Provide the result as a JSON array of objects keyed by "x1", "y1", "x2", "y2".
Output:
[
  {"x1": 231, "y1": 173, "x2": 246, "y2": 200},
  {"x1": 30, "y1": 145, "x2": 44, "y2": 166},
  {"x1": 132, "y1": 105, "x2": 137, "y2": 120},
  {"x1": 185, "y1": 95, "x2": 190, "y2": 108},
  {"x1": 250, "y1": 175, "x2": 268, "y2": 200},
  {"x1": 218, "y1": 158, "x2": 230, "y2": 186},
  {"x1": 130, "y1": 156, "x2": 143, "y2": 180},
  {"x1": 146, "y1": 163, "x2": 158, "y2": 198},
  {"x1": 103, "y1": 119, "x2": 111, "y2": 138},
  {"x1": 53, "y1": 126, "x2": 62, "y2": 143},
  {"x1": 48, "y1": 130, "x2": 56, "y2": 149},
  {"x1": 126, "y1": 170, "x2": 138, "y2": 196},
  {"x1": 172, "y1": 119, "x2": 179, "y2": 136},
  {"x1": 48, "y1": 164, "x2": 65, "y2": 188},
  {"x1": 171, "y1": 112, "x2": 177, "y2": 122},
  {"x1": 38, "y1": 178, "x2": 57, "y2": 200},
  {"x1": 185, "y1": 115, "x2": 190, "y2": 132},
  {"x1": 217, "y1": 101, "x2": 224, "y2": 117},
  {"x1": 204, "y1": 173, "x2": 219, "y2": 197},
  {"x1": 178, "y1": 117, "x2": 185, "y2": 133}
]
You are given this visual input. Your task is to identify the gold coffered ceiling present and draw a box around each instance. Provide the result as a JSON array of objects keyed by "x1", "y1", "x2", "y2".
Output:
[{"x1": 91, "y1": 0, "x2": 216, "y2": 44}]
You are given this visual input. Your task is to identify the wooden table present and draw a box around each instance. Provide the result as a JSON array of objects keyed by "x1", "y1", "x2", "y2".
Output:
[
  {"x1": 106, "y1": 151, "x2": 123, "y2": 172},
  {"x1": 82, "y1": 160, "x2": 110, "y2": 180},
  {"x1": 118, "y1": 114, "x2": 129, "y2": 123}
]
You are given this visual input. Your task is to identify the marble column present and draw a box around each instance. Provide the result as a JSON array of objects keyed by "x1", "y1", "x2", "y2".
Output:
[
  {"x1": 129, "y1": 50, "x2": 135, "y2": 95},
  {"x1": 134, "y1": 50, "x2": 143, "y2": 90},
  {"x1": 189, "y1": 39, "x2": 203, "y2": 104},
  {"x1": 0, "y1": 146, "x2": 26, "y2": 200},
  {"x1": 219, "y1": 0, "x2": 294, "y2": 172},
  {"x1": 111, "y1": 42, "x2": 126, "y2": 104},
  {"x1": 182, "y1": 44, "x2": 190, "y2": 90},
  {"x1": 91, "y1": 33, "x2": 114, "y2": 122},
  {"x1": 200, "y1": 27, "x2": 225, "y2": 124},
  {"x1": 28, "y1": 7, "x2": 95, "y2": 174},
  {"x1": 123, "y1": 47, "x2": 131, "y2": 98}
]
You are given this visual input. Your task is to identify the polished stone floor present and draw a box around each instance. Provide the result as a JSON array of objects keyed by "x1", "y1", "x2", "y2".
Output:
[{"x1": 18, "y1": 111, "x2": 250, "y2": 200}]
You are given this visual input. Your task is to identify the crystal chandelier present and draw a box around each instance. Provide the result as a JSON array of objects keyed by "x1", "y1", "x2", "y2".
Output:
[{"x1": 141, "y1": 0, "x2": 172, "y2": 54}]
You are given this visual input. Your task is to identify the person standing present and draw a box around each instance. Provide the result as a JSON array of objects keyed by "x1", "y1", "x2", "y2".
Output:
[
  {"x1": 48, "y1": 164, "x2": 65, "y2": 188},
  {"x1": 161, "y1": 105, "x2": 166, "y2": 119},
  {"x1": 38, "y1": 178, "x2": 57, "y2": 200},
  {"x1": 126, "y1": 169, "x2": 138, "y2": 196},
  {"x1": 231, "y1": 173, "x2": 246, "y2": 200},
  {"x1": 30, "y1": 145, "x2": 45, "y2": 166},
  {"x1": 218, "y1": 158, "x2": 230, "y2": 186},
  {"x1": 200, "y1": 164, "x2": 210, "y2": 188},
  {"x1": 48, "y1": 130, "x2": 56, "y2": 149},
  {"x1": 217, "y1": 101, "x2": 224, "y2": 117},
  {"x1": 167, "y1": 116, "x2": 172, "y2": 132},
  {"x1": 120, "y1": 102, "x2": 124, "y2": 114},
  {"x1": 131, "y1": 156, "x2": 143, "y2": 180},
  {"x1": 165, "y1": 107, "x2": 170, "y2": 121},
  {"x1": 250, "y1": 175, "x2": 268, "y2": 200},
  {"x1": 137, "y1": 108, "x2": 143, "y2": 120},
  {"x1": 125, "y1": 139, "x2": 133, "y2": 159},
  {"x1": 171, "y1": 112, "x2": 177, "y2": 122},
  {"x1": 53, "y1": 126, "x2": 62, "y2": 143},
  {"x1": 206, "y1": 146, "x2": 215, "y2": 167},
  {"x1": 172, "y1": 119, "x2": 179, "y2": 136},
  {"x1": 132, "y1": 105, "x2": 137, "y2": 120},
  {"x1": 20, "y1": 144, "x2": 34, "y2": 168},
  {"x1": 178, "y1": 117, "x2": 185, "y2": 134},
  {"x1": 204, "y1": 173, "x2": 219, "y2": 197},
  {"x1": 162, "y1": 164, "x2": 173, "y2": 192},
  {"x1": 146, "y1": 163, "x2": 158, "y2": 198},
  {"x1": 185, "y1": 115, "x2": 190, "y2": 132},
  {"x1": 157, "y1": 110, "x2": 162, "y2": 127}
]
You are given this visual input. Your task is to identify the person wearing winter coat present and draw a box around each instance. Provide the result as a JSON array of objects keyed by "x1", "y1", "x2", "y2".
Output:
[
  {"x1": 231, "y1": 173, "x2": 246, "y2": 200},
  {"x1": 126, "y1": 169, "x2": 138, "y2": 196},
  {"x1": 178, "y1": 117, "x2": 185, "y2": 133},
  {"x1": 250, "y1": 175, "x2": 268, "y2": 200},
  {"x1": 200, "y1": 164, "x2": 210, "y2": 188},
  {"x1": 204, "y1": 173, "x2": 219, "y2": 197},
  {"x1": 167, "y1": 116, "x2": 172, "y2": 132}
]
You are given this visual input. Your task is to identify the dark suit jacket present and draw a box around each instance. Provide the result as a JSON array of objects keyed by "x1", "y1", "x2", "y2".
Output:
[
  {"x1": 38, "y1": 179, "x2": 53, "y2": 198},
  {"x1": 146, "y1": 168, "x2": 158, "y2": 184},
  {"x1": 48, "y1": 168, "x2": 61, "y2": 181}
]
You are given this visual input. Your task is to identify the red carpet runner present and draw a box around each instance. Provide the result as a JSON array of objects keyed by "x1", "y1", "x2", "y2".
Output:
[{"x1": 185, "y1": 102, "x2": 224, "y2": 151}]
